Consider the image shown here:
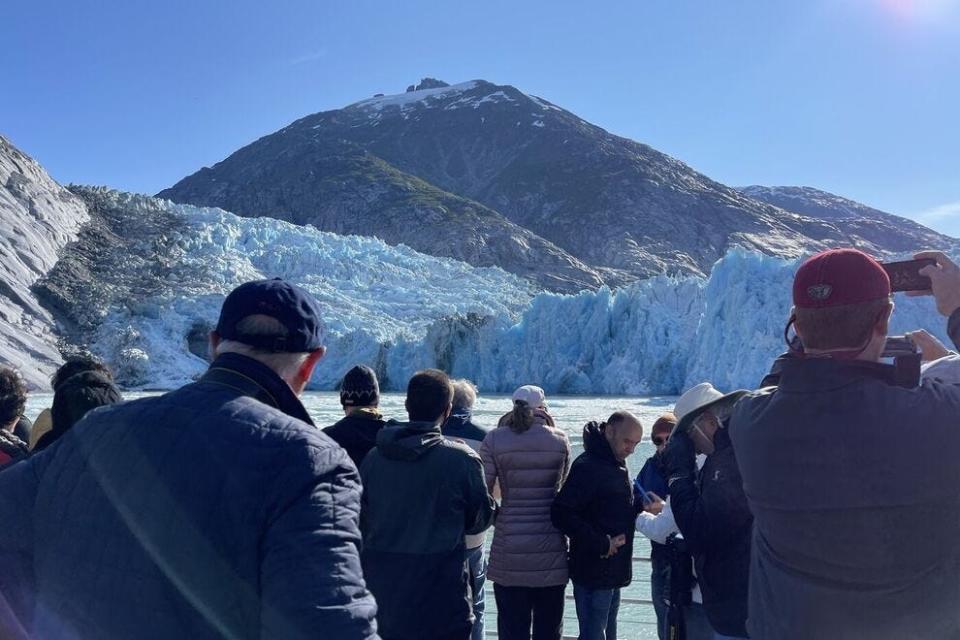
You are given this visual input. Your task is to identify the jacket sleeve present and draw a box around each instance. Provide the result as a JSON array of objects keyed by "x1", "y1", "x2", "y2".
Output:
[
  {"x1": 478, "y1": 432, "x2": 498, "y2": 496},
  {"x1": 558, "y1": 434, "x2": 572, "y2": 487},
  {"x1": 669, "y1": 448, "x2": 752, "y2": 555},
  {"x1": 949, "y1": 307, "x2": 960, "y2": 351},
  {"x1": 463, "y1": 452, "x2": 495, "y2": 536},
  {"x1": 260, "y1": 446, "x2": 379, "y2": 640},
  {"x1": 635, "y1": 500, "x2": 679, "y2": 545},
  {"x1": 551, "y1": 463, "x2": 609, "y2": 557},
  {"x1": 0, "y1": 453, "x2": 45, "y2": 639}
]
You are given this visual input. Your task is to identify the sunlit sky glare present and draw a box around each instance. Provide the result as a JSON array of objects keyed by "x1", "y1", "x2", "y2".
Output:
[{"x1": 2, "y1": 0, "x2": 959, "y2": 234}]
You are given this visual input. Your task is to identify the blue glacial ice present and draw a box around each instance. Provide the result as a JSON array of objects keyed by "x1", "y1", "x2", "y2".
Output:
[{"x1": 83, "y1": 191, "x2": 953, "y2": 395}]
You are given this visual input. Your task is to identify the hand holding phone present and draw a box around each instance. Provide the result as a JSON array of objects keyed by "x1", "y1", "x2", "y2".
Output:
[
  {"x1": 881, "y1": 259, "x2": 936, "y2": 293},
  {"x1": 910, "y1": 251, "x2": 960, "y2": 318}
]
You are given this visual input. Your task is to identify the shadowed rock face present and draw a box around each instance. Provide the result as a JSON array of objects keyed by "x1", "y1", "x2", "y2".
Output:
[
  {"x1": 159, "y1": 78, "x2": 952, "y2": 292},
  {"x1": 0, "y1": 135, "x2": 90, "y2": 387},
  {"x1": 740, "y1": 185, "x2": 955, "y2": 254},
  {"x1": 158, "y1": 137, "x2": 613, "y2": 293}
]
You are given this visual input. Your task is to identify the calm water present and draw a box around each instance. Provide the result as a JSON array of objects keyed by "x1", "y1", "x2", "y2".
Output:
[{"x1": 24, "y1": 391, "x2": 675, "y2": 638}]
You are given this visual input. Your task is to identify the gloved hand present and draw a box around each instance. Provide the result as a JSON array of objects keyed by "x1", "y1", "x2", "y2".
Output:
[{"x1": 659, "y1": 429, "x2": 696, "y2": 482}]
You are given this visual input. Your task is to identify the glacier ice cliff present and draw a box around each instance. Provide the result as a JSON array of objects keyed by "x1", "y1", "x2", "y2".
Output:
[
  {"x1": 55, "y1": 188, "x2": 536, "y2": 390},
  {"x1": 72, "y1": 189, "x2": 952, "y2": 395},
  {"x1": 2, "y1": 162, "x2": 951, "y2": 395}
]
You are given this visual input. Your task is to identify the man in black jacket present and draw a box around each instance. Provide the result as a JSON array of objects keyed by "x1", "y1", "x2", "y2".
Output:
[
  {"x1": 730, "y1": 248, "x2": 960, "y2": 640},
  {"x1": 661, "y1": 382, "x2": 750, "y2": 639},
  {"x1": 361, "y1": 369, "x2": 495, "y2": 640},
  {"x1": 551, "y1": 410, "x2": 643, "y2": 640},
  {"x1": 324, "y1": 364, "x2": 387, "y2": 467}
]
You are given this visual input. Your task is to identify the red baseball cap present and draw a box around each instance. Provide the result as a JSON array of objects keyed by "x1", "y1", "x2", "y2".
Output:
[{"x1": 793, "y1": 248, "x2": 890, "y2": 309}]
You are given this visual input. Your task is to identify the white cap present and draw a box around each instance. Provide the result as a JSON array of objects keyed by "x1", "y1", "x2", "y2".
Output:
[
  {"x1": 512, "y1": 384, "x2": 546, "y2": 409},
  {"x1": 674, "y1": 382, "x2": 725, "y2": 423}
]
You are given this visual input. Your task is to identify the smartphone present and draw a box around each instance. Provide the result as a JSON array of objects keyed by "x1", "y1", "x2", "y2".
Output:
[
  {"x1": 634, "y1": 481, "x2": 653, "y2": 505},
  {"x1": 880, "y1": 259, "x2": 936, "y2": 293},
  {"x1": 881, "y1": 335, "x2": 917, "y2": 359}
]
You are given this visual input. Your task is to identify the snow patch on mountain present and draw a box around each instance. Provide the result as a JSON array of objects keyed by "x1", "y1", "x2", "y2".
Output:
[{"x1": 349, "y1": 81, "x2": 480, "y2": 113}]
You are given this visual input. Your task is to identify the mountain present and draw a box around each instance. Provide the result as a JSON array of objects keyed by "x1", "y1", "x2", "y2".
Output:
[
  {"x1": 0, "y1": 136, "x2": 89, "y2": 387},
  {"x1": 740, "y1": 186, "x2": 954, "y2": 254},
  {"x1": 158, "y1": 136, "x2": 617, "y2": 292},
  {"x1": 160, "y1": 78, "x2": 951, "y2": 291}
]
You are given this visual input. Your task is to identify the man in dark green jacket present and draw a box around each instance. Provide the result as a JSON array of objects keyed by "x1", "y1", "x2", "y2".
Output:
[{"x1": 360, "y1": 369, "x2": 495, "y2": 640}]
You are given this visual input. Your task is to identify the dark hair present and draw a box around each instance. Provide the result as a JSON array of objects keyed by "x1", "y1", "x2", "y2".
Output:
[
  {"x1": 651, "y1": 413, "x2": 677, "y2": 439},
  {"x1": 502, "y1": 400, "x2": 535, "y2": 434},
  {"x1": 0, "y1": 367, "x2": 27, "y2": 429},
  {"x1": 794, "y1": 298, "x2": 890, "y2": 351},
  {"x1": 406, "y1": 369, "x2": 453, "y2": 423},
  {"x1": 51, "y1": 356, "x2": 112, "y2": 391},
  {"x1": 606, "y1": 410, "x2": 634, "y2": 430},
  {"x1": 51, "y1": 371, "x2": 122, "y2": 436}
]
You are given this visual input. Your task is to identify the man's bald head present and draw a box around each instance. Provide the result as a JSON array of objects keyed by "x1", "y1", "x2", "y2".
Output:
[{"x1": 605, "y1": 410, "x2": 643, "y2": 462}]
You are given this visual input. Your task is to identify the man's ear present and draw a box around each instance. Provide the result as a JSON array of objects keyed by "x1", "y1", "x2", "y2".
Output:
[
  {"x1": 293, "y1": 347, "x2": 325, "y2": 392},
  {"x1": 208, "y1": 331, "x2": 221, "y2": 362},
  {"x1": 875, "y1": 302, "x2": 894, "y2": 337},
  {"x1": 441, "y1": 401, "x2": 453, "y2": 424}
]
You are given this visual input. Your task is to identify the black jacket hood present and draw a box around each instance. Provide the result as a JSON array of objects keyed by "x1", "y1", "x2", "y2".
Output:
[
  {"x1": 582, "y1": 421, "x2": 618, "y2": 464},
  {"x1": 375, "y1": 420, "x2": 444, "y2": 461}
]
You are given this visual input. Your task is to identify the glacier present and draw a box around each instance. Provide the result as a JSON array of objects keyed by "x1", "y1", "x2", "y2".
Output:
[
  {"x1": 71, "y1": 189, "x2": 536, "y2": 390},
  {"x1": 80, "y1": 191, "x2": 952, "y2": 395},
  {"x1": 394, "y1": 249, "x2": 953, "y2": 395},
  {"x1": 2, "y1": 132, "x2": 951, "y2": 395}
]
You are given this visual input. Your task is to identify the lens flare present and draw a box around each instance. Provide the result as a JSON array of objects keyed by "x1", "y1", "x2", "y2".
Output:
[{"x1": 878, "y1": 0, "x2": 958, "y2": 21}]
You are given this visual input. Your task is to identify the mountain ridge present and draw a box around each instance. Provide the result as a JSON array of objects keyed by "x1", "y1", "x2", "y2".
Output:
[{"x1": 159, "y1": 78, "x2": 955, "y2": 290}]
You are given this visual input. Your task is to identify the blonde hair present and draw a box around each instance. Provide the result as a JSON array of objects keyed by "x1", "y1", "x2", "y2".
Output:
[{"x1": 451, "y1": 379, "x2": 478, "y2": 409}]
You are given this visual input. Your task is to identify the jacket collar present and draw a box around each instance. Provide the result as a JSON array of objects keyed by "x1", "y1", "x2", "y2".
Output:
[
  {"x1": 199, "y1": 353, "x2": 314, "y2": 425},
  {"x1": 776, "y1": 356, "x2": 898, "y2": 393}
]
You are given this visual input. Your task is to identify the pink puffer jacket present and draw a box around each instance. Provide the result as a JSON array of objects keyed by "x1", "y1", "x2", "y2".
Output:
[{"x1": 479, "y1": 420, "x2": 571, "y2": 587}]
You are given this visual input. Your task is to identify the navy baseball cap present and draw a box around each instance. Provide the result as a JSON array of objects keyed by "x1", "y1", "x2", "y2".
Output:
[{"x1": 215, "y1": 278, "x2": 327, "y2": 353}]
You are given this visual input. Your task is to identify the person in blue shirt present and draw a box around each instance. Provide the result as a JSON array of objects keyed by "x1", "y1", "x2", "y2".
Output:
[{"x1": 633, "y1": 413, "x2": 675, "y2": 640}]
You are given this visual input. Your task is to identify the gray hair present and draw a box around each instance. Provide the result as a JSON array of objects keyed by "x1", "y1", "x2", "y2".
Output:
[
  {"x1": 214, "y1": 315, "x2": 311, "y2": 382},
  {"x1": 451, "y1": 378, "x2": 478, "y2": 409}
]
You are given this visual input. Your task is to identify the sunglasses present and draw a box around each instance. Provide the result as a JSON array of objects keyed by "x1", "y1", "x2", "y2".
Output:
[{"x1": 652, "y1": 436, "x2": 667, "y2": 447}]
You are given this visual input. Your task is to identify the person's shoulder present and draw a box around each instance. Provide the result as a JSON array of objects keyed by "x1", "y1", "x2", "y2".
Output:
[
  {"x1": 438, "y1": 436, "x2": 482, "y2": 463},
  {"x1": 321, "y1": 415, "x2": 349, "y2": 435},
  {"x1": 542, "y1": 424, "x2": 570, "y2": 445},
  {"x1": 444, "y1": 416, "x2": 490, "y2": 442}
]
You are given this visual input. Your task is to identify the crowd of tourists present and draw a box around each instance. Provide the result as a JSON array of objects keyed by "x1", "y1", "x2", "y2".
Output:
[{"x1": 1, "y1": 247, "x2": 960, "y2": 640}]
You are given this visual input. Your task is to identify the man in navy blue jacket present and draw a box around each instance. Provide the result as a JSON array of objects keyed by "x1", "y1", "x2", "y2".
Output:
[
  {"x1": 731, "y1": 249, "x2": 960, "y2": 640},
  {"x1": 0, "y1": 279, "x2": 380, "y2": 640}
]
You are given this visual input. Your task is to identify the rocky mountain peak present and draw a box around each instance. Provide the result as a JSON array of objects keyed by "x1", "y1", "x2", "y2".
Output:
[{"x1": 406, "y1": 77, "x2": 450, "y2": 92}]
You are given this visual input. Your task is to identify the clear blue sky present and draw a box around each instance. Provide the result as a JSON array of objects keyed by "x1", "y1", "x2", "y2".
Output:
[{"x1": 3, "y1": 0, "x2": 959, "y2": 233}]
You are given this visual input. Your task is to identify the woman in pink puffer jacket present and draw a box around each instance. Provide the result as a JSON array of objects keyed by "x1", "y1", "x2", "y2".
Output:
[{"x1": 480, "y1": 385, "x2": 571, "y2": 640}]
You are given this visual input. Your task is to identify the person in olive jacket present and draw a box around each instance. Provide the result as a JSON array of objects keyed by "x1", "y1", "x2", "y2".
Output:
[
  {"x1": 361, "y1": 369, "x2": 495, "y2": 640},
  {"x1": 551, "y1": 411, "x2": 644, "y2": 640}
]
